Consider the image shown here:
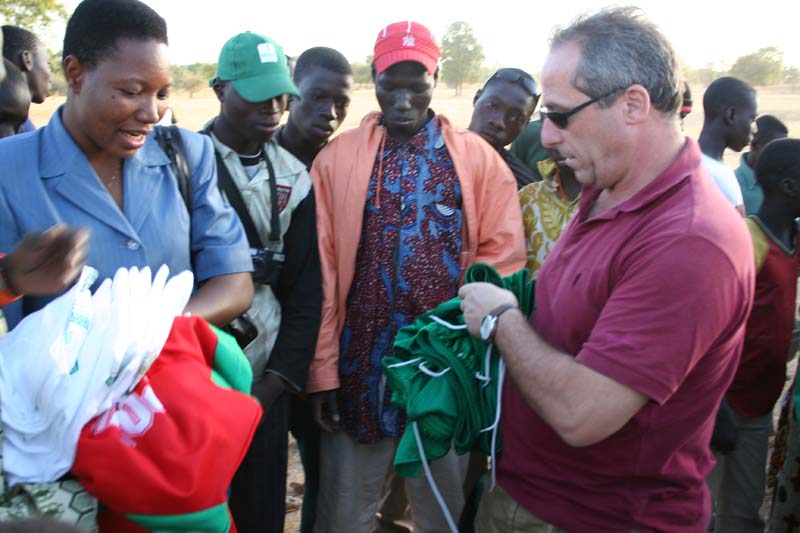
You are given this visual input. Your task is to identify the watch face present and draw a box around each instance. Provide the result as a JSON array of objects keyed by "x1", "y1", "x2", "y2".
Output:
[{"x1": 480, "y1": 315, "x2": 497, "y2": 341}]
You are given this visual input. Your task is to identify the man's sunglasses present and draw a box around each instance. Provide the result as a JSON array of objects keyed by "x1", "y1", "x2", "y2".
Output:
[
  {"x1": 540, "y1": 87, "x2": 624, "y2": 129},
  {"x1": 487, "y1": 69, "x2": 540, "y2": 100}
]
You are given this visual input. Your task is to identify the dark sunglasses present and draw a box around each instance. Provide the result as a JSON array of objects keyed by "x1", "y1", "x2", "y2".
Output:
[
  {"x1": 540, "y1": 87, "x2": 624, "y2": 129},
  {"x1": 487, "y1": 69, "x2": 540, "y2": 99}
]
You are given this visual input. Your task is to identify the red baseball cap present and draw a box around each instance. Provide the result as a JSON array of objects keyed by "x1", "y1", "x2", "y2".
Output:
[{"x1": 373, "y1": 21, "x2": 441, "y2": 75}]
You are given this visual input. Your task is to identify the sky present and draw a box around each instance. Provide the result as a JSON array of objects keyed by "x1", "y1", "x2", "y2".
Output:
[{"x1": 50, "y1": 0, "x2": 800, "y2": 74}]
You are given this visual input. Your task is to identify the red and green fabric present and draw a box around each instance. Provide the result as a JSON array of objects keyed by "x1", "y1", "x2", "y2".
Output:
[{"x1": 71, "y1": 315, "x2": 262, "y2": 532}]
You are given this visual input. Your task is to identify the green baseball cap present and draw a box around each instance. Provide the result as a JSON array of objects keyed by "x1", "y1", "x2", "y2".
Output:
[{"x1": 213, "y1": 32, "x2": 300, "y2": 103}]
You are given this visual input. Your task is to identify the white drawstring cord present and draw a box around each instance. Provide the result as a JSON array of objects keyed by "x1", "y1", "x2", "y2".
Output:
[
  {"x1": 475, "y1": 344, "x2": 493, "y2": 386},
  {"x1": 490, "y1": 358, "x2": 505, "y2": 491},
  {"x1": 412, "y1": 421, "x2": 459, "y2": 533},
  {"x1": 418, "y1": 362, "x2": 451, "y2": 378},
  {"x1": 386, "y1": 357, "x2": 422, "y2": 369},
  {"x1": 429, "y1": 315, "x2": 467, "y2": 330}
]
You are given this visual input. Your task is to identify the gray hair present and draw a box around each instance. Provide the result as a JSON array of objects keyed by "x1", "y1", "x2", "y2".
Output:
[{"x1": 550, "y1": 6, "x2": 681, "y2": 116}]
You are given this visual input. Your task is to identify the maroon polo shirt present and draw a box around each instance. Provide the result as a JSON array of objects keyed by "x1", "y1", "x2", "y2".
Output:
[{"x1": 497, "y1": 139, "x2": 755, "y2": 532}]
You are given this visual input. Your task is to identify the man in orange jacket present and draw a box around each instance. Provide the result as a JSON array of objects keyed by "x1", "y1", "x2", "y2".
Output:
[{"x1": 307, "y1": 20, "x2": 525, "y2": 533}]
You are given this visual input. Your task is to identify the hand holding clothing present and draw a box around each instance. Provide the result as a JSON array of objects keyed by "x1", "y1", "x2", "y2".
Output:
[{"x1": 2, "y1": 225, "x2": 88, "y2": 296}]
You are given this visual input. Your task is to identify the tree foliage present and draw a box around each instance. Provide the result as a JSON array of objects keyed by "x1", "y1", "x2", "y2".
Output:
[
  {"x1": 48, "y1": 49, "x2": 65, "y2": 95},
  {"x1": 440, "y1": 21, "x2": 484, "y2": 95},
  {"x1": 171, "y1": 63, "x2": 216, "y2": 98},
  {"x1": 351, "y1": 55, "x2": 373, "y2": 86},
  {"x1": 783, "y1": 66, "x2": 800, "y2": 86},
  {"x1": 0, "y1": 0, "x2": 68, "y2": 30},
  {"x1": 729, "y1": 47, "x2": 785, "y2": 86}
]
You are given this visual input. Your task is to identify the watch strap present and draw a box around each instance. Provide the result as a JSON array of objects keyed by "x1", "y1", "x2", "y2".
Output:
[{"x1": 485, "y1": 303, "x2": 518, "y2": 341}]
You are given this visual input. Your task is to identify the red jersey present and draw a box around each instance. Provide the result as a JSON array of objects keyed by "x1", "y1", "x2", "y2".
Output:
[{"x1": 727, "y1": 217, "x2": 799, "y2": 417}]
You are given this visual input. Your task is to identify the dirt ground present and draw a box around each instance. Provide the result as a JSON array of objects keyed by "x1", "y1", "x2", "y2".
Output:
[{"x1": 284, "y1": 437, "x2": 303, "y2": 532}]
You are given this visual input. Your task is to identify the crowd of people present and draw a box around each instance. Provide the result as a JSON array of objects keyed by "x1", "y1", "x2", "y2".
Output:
[{"x1": 0, "y1": 0, "x2": 799, "y2": 532}]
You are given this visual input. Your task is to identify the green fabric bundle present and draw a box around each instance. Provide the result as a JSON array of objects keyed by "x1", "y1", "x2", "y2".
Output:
[{"x1": 383, "y1": 263, "x2": 535, "y2": 478}]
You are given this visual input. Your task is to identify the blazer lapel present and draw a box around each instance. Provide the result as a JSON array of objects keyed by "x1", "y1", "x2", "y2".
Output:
[
  {"x1": 124, "y1": 154, "x2": 164, "y2": 234},
  {"x1": 40, "y1": 113, "x2": 138, "y2": 240},
  {"x1": 49, "y1": 165, "x2": 138, "y2": 240}
]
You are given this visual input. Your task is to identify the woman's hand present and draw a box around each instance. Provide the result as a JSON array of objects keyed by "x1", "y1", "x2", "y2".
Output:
[{"x1": 2, "y1": 225, "x2": 89, "y2": 296}]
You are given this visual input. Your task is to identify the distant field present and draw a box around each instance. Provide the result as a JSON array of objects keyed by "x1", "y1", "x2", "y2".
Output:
[{"x1": 29, "y1": 84, "x2": 800, "y2": 168}]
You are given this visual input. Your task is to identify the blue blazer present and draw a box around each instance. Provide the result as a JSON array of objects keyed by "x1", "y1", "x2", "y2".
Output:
[{"x1": 0, "y1": 108, "x2": 251, "y2": 328}]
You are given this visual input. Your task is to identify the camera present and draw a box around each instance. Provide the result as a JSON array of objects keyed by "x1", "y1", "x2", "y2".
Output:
[{"x1": 251, "y1": 247, "x2": 285, "y2": 288}]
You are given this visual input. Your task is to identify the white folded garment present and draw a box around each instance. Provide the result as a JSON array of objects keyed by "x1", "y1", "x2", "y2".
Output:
[{"x1": 0, "y1": 264, "x2": 194, "y2": 485}]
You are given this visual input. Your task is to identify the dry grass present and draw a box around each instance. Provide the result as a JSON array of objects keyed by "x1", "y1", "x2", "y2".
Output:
[{"x1": 29, "y1": 83, "x2": 800, "y2": 170}]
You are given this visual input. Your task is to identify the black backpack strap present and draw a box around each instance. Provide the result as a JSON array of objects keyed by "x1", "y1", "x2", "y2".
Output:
[{"x1": 155, "y1": 125, "x2": 192, "y2": 210}]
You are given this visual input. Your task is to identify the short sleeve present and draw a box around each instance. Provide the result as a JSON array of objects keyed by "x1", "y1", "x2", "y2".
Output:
[
  {"x1": 184, "y1": 131, "x2": 252, "y2": 281},
  {"x1": 576, "y1": 234, "x2": 751, "y2": 404}
]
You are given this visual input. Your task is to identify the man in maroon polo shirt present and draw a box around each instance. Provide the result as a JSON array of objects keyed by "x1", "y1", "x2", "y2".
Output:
[{"x1": 459, "y1": 7, "x2": 755, "y2": 533}]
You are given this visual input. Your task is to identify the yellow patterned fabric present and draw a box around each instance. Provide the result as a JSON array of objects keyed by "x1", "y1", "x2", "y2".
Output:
[{"x1": 518, "y1": 161, "x2": 581, "y2": 277}]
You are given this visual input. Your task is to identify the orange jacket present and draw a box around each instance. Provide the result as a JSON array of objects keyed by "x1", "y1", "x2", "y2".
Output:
[{"x1": 307, "y1": 112, "x2": 526, "y2": 393}]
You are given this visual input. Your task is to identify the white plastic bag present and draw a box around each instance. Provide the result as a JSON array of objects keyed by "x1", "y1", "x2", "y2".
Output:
[{"x1": 0, "y1": 264, "x2": 194, "y2": 484}]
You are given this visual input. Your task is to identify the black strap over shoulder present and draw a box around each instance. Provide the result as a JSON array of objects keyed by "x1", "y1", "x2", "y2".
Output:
[
  {"x1": 198, "y1": 122, "x2": 281, "y2": 249},
  {"x1": 155, "y1": 125, "x2": 192, "y2": 209},
  {"x1": 263, "y1": 155, "x2": 281, "y2": 244},
  {"x1": 212, "y1": 149, "x2": 266, "y2": 250}
]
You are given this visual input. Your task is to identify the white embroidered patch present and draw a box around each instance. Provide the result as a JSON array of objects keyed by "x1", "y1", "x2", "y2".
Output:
[
  {"x1": 258, "y1": 42, "x2": 278, "y2": 63},
  {"x1": 402, "y1": 34, "x2": 416, "y2": 47}
]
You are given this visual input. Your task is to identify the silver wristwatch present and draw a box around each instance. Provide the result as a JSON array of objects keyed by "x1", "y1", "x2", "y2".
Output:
[{"x1": 480, "y1": 303, "x2": 518, "y2": 342}]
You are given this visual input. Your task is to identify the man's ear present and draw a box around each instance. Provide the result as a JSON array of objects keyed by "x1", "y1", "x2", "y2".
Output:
[
  {"x1": 211, "y1": 78, "x2": 226, "y2": 102},
  {"x1": 473, "y1": 89, "x2": 483, "y2": 107},
  {"x1": 371, "y1": 64, "x2": 377, "y2": 84},
  {"x1": 724, "y1": 106, "x2": 736, "y2": 126},
  {"x1": 781, "y1": 177, "x2": 799, "y2": 197},
  {"x1": 62, "y1": 55, "x2": 85, "y2": 94},
  {"x1": 433, "y1": 66, "x2": 439, "y2": 87},
  {"x1": 621, "y1": 84, "x2": 650, "y2": 124},
  {"x1": 18, "y1": 49, "x2": 34, "y2": 72}
]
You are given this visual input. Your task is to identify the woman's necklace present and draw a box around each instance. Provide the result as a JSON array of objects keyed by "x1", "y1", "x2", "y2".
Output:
[{"x1": 104, "y1": 172, "x2": 118, "y2": 189}]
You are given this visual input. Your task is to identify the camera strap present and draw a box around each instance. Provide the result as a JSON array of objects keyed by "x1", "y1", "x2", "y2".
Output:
[
  {"x1": 212, "y1": 149, "x2": 266, "y2": 249},
  {"x1": 199, "y1": 123, "x2": 283, "y2": 250},
  {"x1": 263, "y1": 155, "x2": 282, "y2": 245}
]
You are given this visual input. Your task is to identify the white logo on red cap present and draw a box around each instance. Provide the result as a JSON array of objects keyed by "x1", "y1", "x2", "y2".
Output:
[{"x1": 402, "y1": 34, "x2": 416, "y2": 47}]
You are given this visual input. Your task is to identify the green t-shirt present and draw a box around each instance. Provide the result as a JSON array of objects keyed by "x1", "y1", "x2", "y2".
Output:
[{"x1": 510, "y1": 120, "x2": 549, "y2": 182}]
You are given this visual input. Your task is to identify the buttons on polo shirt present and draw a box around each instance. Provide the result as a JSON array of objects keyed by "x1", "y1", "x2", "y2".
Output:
[{"x1": 126, "y1": 240, "x2": 140, "y2": 251}]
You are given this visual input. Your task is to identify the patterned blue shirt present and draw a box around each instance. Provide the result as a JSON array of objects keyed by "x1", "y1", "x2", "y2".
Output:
[{"x1": 338, "y1": 114, "x2": 464, "y2": 443}]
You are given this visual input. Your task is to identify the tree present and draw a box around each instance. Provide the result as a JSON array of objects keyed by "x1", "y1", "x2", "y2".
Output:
[
  {"x1": 440, "y1": 21, "x2": 484, "y2": 95},
  {"x1": 48, "y1": 49, "x2": 65, "y2": 95},
  {"x1": 171, "y1": 63, "x2": 216, "y2": 99},
  {"x1": 685, "y1": 63, "x2": 727, "y2": 87},
  {"x1": 729, "y1": 47, "x2": 785, "y2": 86},
  {"x1": 351, "y1": 55, "x2": 373, "y2": 86},
  {"x1": 1, "y1": 0, "x2": 68, "y2": 30},
  {"x1": 784, "y1": 66, "x2": 800, "y2": 86}
]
